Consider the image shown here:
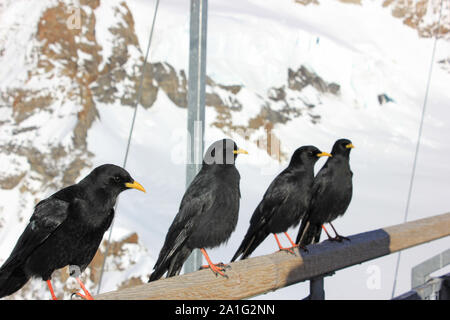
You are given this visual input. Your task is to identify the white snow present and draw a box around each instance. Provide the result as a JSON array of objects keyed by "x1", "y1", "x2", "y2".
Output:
[
  {"x1": 117, "y1": 0, "x2": 450, "y2": 300},
  {"x1": 0, "y1": 0, "x2": 449, "y2": 300}
]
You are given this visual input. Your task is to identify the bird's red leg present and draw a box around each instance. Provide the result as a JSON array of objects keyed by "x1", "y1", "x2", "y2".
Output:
[
  {"x1": 273, "y1": 234, "x2": 295, "y2": 255},
  {"x1": 199, "y1": 248, "x2": 228, "y2": 278},
  {"x1": 74, "y1": 277, "x2": 94, "y2": 300},
  {"x1": 322, "y1": 225, "x2": 334, "y2": 240},
  {"x1": 329, "y1": 223, "x2": 350, "y2": 242},
  {"x1": 284, "y1": 232, "x2": 308, "y2": 252},
  {"x1": 46, "y1": 280, "x2": 58, "y2": 300},
  {"x1": 283, "y1": 232, "x2": 299, "y2": 248}
]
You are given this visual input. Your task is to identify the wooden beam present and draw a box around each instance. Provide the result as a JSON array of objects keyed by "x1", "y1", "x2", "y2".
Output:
[{"x1": 95, "y1": 212, "x2": 450, "y2": 300}]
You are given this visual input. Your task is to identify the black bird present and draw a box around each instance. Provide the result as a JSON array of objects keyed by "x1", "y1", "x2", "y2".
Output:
[
  {"x1": 149, "y1": 139, "x2": 247, "y2": 281},
  {"x1": 231, "y1": 146, "x2": 331, "y2": 262},
  {"x1": 0, "y1": 164, "x2": 145, "y2": 300},
  {"x1": 296, "y1": 139, "x2": 354, "y2": 247}
]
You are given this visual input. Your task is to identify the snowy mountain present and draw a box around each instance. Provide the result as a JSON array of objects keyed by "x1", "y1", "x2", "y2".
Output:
[{"x1": 0, "y1": 0, "x2": 449, "y2": 299}]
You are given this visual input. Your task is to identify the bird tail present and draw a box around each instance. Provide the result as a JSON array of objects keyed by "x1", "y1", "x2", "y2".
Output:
[
  {"x1": 166, "y1": 246, "x2": 191, "y2": 278},
  {"x1": 149, "y1": 246, "x2": 191, "y2": 282},
  {"x1": 0, "y1": 262, "x2": 30, "y2": 298},
  {"x1": 231, "y1": 229, "x2": 268, "y2": 262},
  {"x1": 296, "y1": 218, "x2": 321, "y2": 247},
  {"x1": 149, "y1": 257, "x2": 170, "y2": 282}
]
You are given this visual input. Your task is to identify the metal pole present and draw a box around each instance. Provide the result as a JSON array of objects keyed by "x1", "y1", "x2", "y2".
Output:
[
  {"x1": 184, "y1": 0, "x2": 208, "y2": 274},
  {"x1": 304, "y1": 277, "x2": 325, "y2": 300},
  {"x1": 411, "y1": 249, "x2": 450, "y2": 289}
]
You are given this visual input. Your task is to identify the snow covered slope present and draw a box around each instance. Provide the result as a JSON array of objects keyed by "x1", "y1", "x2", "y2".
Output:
[{"x1": 0, "y1": 0, "x2": 449, "y2": 299}]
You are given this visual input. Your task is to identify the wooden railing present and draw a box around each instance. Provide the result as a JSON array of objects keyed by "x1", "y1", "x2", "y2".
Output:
[{"x1": 95, "y1": 212, "x2": 450, "y2": 300}]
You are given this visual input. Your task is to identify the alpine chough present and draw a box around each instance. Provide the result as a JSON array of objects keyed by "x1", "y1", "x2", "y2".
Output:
[
  {"x1": 0, "y1": 164, "x2": 146, "y2": 300},
  {"x1": 231, "y1": 146, "x2": 331, "y2": 261},
  {"x1": 149, "y1": 139, "x2": 247, "y2": 281},
  {"x1": 296, "y1": 139, "x2": 354, "y2": 247}
]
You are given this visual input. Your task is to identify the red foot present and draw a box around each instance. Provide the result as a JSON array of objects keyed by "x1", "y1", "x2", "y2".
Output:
[
  {"x1": 274, "y1": 233, "x2": 297, "y2": 255},
  {"x1": 200, "y1": 248, "x2": 229, "y2": 278},
  {"x1": 75, "y1": 277, "x2": 94, "y2": 300}
]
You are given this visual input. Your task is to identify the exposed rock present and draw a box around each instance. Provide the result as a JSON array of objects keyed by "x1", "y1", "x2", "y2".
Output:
[
  {"x1": 9, "y1": 90, "x2": 54, "y2": 124},
  {"x1": 151, "y1": 62, "x2": 188, "y2": 108},
  {"x1": 378, "y1": 93, "x2": 395, "y2": 105},
  {"x1": 338, "y1": 0, "x2": 361, "y2": 4},
  {"x1": 0, "y1": 0, "x2": 344, "y2": 200},
  {"x1": 268, "y1": 87, "x2": 287, "y2": 101},
  {"x1": 296, "y1": 0, "x2": 449, "y2": 39},
  {"x1": 438, "y1": 57, "x2": 450, "y2": 73},
  {"x1": 382, "y1": 0, "x2": 449, "y2": 38},
  {"x1": 0, "y1": 172, "x2": 26, "y2": 190},
  {"x1": 117, "y1": 276, "x2": 146, "y2": 291},
  {"x1": 0, "y1": 0, "x2": 346, "y2": 300},
  {"x1": 288, "y1": 66, "x2": 340, "y2": 95},
  {"x1": 295, "y1": 0, "x2": 319, "y2": 5}
]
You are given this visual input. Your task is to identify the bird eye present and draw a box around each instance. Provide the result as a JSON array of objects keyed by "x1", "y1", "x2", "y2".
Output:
[
  {"x1": 308, "y1": 151, "x2": 313, "y2": 156},
  {"x1": 113, "y1": 176, "x2": 121, "y2": 183}
]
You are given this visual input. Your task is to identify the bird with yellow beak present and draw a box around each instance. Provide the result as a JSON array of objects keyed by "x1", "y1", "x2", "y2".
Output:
[
  {"x1": 297, "y1": 139, "x2": 355, "y2": 246},
  {"x1": 0, "y1": 164, "x2": 146, "y2": 300},
  {"x1": 150, "y1": 139, "x2": 247, "y2": 281}
]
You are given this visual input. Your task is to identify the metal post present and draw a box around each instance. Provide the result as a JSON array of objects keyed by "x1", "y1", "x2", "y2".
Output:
[
  {"x1": 308, "y1": 277, "x2": 325, "y2": 300},
  {"x1": 184, "y1": 0, "x2": 208, "y2": 274},
  {"x1": 411, "y1": 249, "x2": 450, "y2": 289}
]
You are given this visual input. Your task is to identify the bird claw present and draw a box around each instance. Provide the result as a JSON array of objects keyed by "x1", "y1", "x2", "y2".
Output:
[
  {"x1": 71, "y1": 292, "x2": 80, "y2": 300},
  {"x1": 215, "y1": 271, "x2": 229, "y2": 279},
  {"x1": 71, "y1": 291, "x2": 94, "y2": 300},
  {"x1": 279, "y1": 246, "x2": 297, "y2": 256},
  {"x1": 298, "y1": 245, "x2": 309, "y2": 253},
  {"x1": 200, "y1": 262, "x2": 230, "y2": 278},
  {"x1": 216, "y1": 262, "x2": 232, "y2": 270},
  {"x1": 329, "y1": 235, "x2": 350, "y2": 242}
]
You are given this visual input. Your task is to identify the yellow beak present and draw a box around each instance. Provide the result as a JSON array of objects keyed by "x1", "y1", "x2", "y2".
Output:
[
  {"x1": 346, "y1": 143, "x2": 355, "y2": 149},
  {"x1": 233, "y1": 148, "x2": 249, "y2": 155},
  {"x1": 125, "y1": 180, "x2": 146, "y2": 193},
  {"x1": 317, "y1": 152, "x2": 332, "y2": 158}
]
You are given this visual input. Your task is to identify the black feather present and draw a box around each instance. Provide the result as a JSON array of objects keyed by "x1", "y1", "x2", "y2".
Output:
[
  {"x1": 232, "y1": 145, "x2": 325, "y2": 261},
  {"x1": 0, "y1": 164, "x2": 143, "y2": 298},
  {"x1": 296, "y1": 139, "x2": 354, "y2": 246},
  {"x1": 149, "y1": 139, "x2": 243, "y2": 282}
]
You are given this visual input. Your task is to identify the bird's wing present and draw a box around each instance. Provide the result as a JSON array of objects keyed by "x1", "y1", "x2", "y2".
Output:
[
  {"x1": 295, "y1": 166, "x2": 330, "y2": 245},
  {"x1": 0, "y1": 196, "x2": 70, "y2": 270},
  {"x1": 152, "y1": 172, "x2": 215, "y2": 275},
  {"x1": 250, "y1": 171, "x2": 294, "y2": 227},
  {"x1": 232, "y1": 171, "x2": 293, "y2": 261},
  {"x1": 308, "y1": 165, "x2": 331, "y2": 212}
]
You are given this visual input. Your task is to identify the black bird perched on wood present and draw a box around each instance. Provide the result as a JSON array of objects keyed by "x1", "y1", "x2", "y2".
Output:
[
  {"x1": 149, "y1": 139, "x2": 247, "y2": 281},
  {"x1": 296, "y1": 138, "x2": 354, "y2": 247},
  {"x1": 231, "y1": 146, "x2": 331, "y2": 262},
  {"x1": 0, "y1": 164, "x2": 146, "y2": 300}
]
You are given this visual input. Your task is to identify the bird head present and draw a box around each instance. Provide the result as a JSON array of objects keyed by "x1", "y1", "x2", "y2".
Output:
[
  {"x1": 203, "y1": 139, "x2": 248, "y2": 166},
  {"x1": 331, "y1": 138, "x2": 355, "y2": 157},
  {"x1": 289, "y1": 145, "x2": 332, "y2": 167},
  {"x1": 87, "y1": 164, "x2": 146, "y2": 196}
]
